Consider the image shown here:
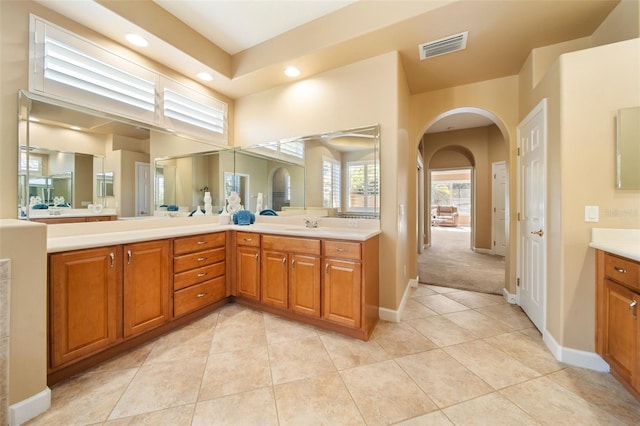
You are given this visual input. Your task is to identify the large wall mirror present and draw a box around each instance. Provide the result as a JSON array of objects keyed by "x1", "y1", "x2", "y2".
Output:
[
  {"x1": 616, "y1": 106, "x2": 640, "y2": 189},
  {"x1": 17, "y1": 90, "x2": 224, "y2": 219}
]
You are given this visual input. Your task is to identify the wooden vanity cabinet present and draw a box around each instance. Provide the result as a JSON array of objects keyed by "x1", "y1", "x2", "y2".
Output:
[
  {"x1": 123, "y1": 240, "x2": 171, "y2": 338},
  {"x1": 235, "y1": 232, "x2": 261, "y2": 300},
  {"x1": 49, "y1": 246, "x2": 122, "y2": 368},
  {"x1": 261, "y1": 235, "x2": 321, "y2": 316},
  {"x1": 596, "y1": 250, "x2": 640, "y2": 399},
  {"x1": 173, "y1": 232, "x2": 227, "y2": 317}
]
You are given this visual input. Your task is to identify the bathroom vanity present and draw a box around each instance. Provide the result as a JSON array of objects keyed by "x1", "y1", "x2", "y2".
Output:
[
  {"x1": 591, "y1": 228, "x2": 640, "y2": 400},
  {"x1": 46, "y1": 217, "x2": 380, "y2": 384}
]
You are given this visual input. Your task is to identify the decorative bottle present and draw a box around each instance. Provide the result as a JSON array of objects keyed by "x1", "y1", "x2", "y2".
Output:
[{"x1": 203, "y1": 191, "x2": 213, "y2": 216}]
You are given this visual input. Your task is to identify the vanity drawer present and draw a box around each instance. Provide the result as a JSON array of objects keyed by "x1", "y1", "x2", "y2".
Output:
[
  {"x1": 604, "y1": 253, "x2": 640, "y2": 290},
  {"x1": 174, "y1": 232, "x2": 226, "y2": 256},
  {"x1": 174, "y1": 276, "x2": 226, "y2": 317},
  {"x1": 262, "y1": 235, "x2": 320, "y2": 255},
  {"x1": 174, "y1": 247, "x2": 225, "y2": 273},
  {"x1": 236, "y1": 232, "x2": 260, "y2": 247},
  {"x1": 324, "y1": 241, "x2": 361, "y2": 260},
  {"x1": 174, "y1": 262, "x2": 226, "y2": 291}
]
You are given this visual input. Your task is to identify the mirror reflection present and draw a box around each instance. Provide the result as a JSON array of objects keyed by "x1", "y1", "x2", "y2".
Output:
[{"x1": 617, "y1": 106, "x2": 640, "y2": 189}]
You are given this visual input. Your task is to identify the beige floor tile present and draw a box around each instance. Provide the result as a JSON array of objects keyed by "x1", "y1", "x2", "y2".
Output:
[
  {"x1": 395, "y1": 349, "x2": 492, "y2": 408},
  {"x1": 480, "y1": 293, "x2": 508, "y2": 305},
  {"x1": 414, "y1": 294, "x2": 470, "y2": 314},
  {"x1": 216, "y1": 304, "x2": 264, "y2": 328},
  {"x1": 274, "y1": 372, "x2": 364, "y2": 426},
  {"x1": 264, "y1": 314, "x2": 318, "y2": 344},
  {"x1": 393, "y1": 410, "x2": 454, "y2": 425},
  {"x1": 103, "y1": 404, "x2": 195, "y2": 425},
  {"x1": 425, "y1": 284, "x2": 459, "y2": 294},
  {"x1": 444, "y1": 340, "x2": 540, "y2": 389},
  {"x1": 209, "y1": 323, "x2": 267, "y2": 354},
  {"x1": 548, "y1": 367, "x2": 640, "y2": 425},
  {"x1": 409, "y1": 284, "x2": 437, "y2": 298},
  {"x1": 340, "y1": 360, "x2": 437, "y2": 426},
  {"x1": 475, "y1": 304, "x2": 534, "y2": 330},
  {"x1": 26, "y1": 368, "x2": 137, "y2": 425},
  {"x1": 319, "y1": 331, "x2": 389, "y2": 370},
  {"x1": 501, "y1": 376, "x2": 628, "y2": 425},
  {"x1": 442, "y1": 392, "x2": 540, "y2": 425},
  {"x1": 108, "y1": 357, "x2": 207, "y2": 420},
  {"x1": 442, "y1": 310, "x2": 514, "y2": 337},
  {"x1": 183, "y1": 310, "x2": 219, "y2": 330},
  {"x1": 144, "y1": 327, "x2": 214, "y2": 365},
  {"x1": 406, "y1": 315, "x2": 478, "y2": 348},
  {"x1": 199, "y1": 346, "x2": 272, "y2": 400},
  {"x1": 443, "y1": 290, "x2": 502, "y2": 309},
  {"x1": 372, "y1": 321, "x2": 436, "y2": 357},
  {"x1": 192, "y1": 387, "x2": 278, "y2": 426},
  {"x1": 484, "y1": 331, "x2": 564, "y2": 375},
  {"x1": 401, "y1": 298, "x2": 439, "y2": 320},
  {"x1": 88, "y1": 341, "x2": 154, "y2": 374},
  {"x1": 269, "y1": 336, "x2": 336, "y2": 384}
]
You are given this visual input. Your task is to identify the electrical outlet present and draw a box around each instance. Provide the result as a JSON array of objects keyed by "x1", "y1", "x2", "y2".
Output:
[{"x1": 348, "y1": 218, "x2": 358, "y2": 228}]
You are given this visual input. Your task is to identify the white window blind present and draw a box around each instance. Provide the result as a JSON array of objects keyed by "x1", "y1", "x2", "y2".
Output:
[
  {"x1": 347, "y1": 161, "x2": 379, "y2": 211},
  {"x1": 43, "y1": 37, "x2": 155, "y2": 112},
  {"x1": 164, "y1": 88, "x2": 225, "y2": 134},
  {"x1": 322, "y1": 158, "x2": 341, "y2": 209},
  {"x1": 280, "y1": 141, "x2": 305, "y2": 159}
]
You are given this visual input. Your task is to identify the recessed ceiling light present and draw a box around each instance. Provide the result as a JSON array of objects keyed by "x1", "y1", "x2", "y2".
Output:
[
  {"x1": 69, "y1": 126, "x2": 82, "y2": 131},
  {"x1": 197, "y1": 72, "x2": 213, "y2": 81},
  {"x1": 284, "y1": 66, "x2": 301, "y2": 77},
  {"x1": 126, "y1": 33, "x2": 149, "y2": 48}
]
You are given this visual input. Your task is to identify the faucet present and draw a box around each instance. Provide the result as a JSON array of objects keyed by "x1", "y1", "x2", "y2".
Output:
[{"x1": 304, "y1": 218, "x2": 318, "y2": 228}]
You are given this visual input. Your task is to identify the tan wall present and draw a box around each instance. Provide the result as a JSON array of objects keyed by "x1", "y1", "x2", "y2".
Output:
[
  {"x1": 423, "y1": 127, "x2": 497, "y2": 250},
  {"x1": 235, "y1": 52, "x2": 406, "y2": 309},
  {"x1": 591, "y1": 0, "x2": 640, "y2": 47},
  {"x1": 0, "y1": 220, "x2": 47, "y2": 405}
]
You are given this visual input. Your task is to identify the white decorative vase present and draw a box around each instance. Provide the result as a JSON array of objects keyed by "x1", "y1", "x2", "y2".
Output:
[
  {"x1": 193, "y1": 205, "x2": 205, "y2": 216},
  {"x1": 203, "y1": 191, "x2": 213, "y2": 216}
]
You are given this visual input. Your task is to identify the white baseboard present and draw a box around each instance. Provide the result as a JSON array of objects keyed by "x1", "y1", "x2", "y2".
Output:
[
  {"x1": 543, "y1": 329, "x2": 610, "y2": 372},
  {"x1": 475, "y1": 248, "x2": 492, "y2": 255},
  {"x1": 379, "y1": 276, "x2": 418, "y2": 323},
  {"x1": 502, "y1": 288, "x2": 518, "y2": 304},
  {"x1": 10, "y1": 387, "x2": 51, "y2": 426}
]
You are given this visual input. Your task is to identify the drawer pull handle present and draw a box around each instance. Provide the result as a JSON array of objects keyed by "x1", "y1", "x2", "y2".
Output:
[
  {"x1": 109, "y1": 252, "x2": 115, "y2": 268},
  {"x1": 244, "y1": 238, "x2": 253, "y2": 242},
  {"x1": 630, "y1": 300, "x2": 637, "y2": 320},
  {"x1": 282, "y1": 258, "x2": 287, "y2": 265},
  {"x1": 127, "y1": 250, "x2": 132, "y2": 264},
  {"x1": 336, "y1": 248, "x2": 346, "y2": 252},
  {"x1": 255, "y1": 253, "x2": 259, "y2": 261},
  {"x1": 614, "y1": 266, "x2": 628, "y2": 274},
  {"x1": 197, "y1": 257, "x2": 208, "y2": 262},
  {"x1": 325, "y1": 263, "x2": 329, "y2": 274},
  {"x1": 291, "y1": 259, "x2": 296, "y2": 269},
  {"x1": 197, "y1": 292, "x2": 208, "y2": 298},
  {"x1": 197, "y1": 241, "x2": 208, "y2": 245},
  {"x1": 197, "y1": 272, "x2": 208, "y2": 277}
]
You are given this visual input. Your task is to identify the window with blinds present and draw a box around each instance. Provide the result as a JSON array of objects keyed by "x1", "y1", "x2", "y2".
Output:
[
  {"x1": 347, "y1": 160, "x2": 379, "y2": 212},
  {"x1": 322, "y1": 158, "x2": 341, "y2": 209},
  {"x1": 163, "y1": 87, "x2": 226, "y2": 135}
]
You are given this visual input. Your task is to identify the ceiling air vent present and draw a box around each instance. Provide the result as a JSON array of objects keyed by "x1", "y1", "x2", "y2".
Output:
[{"x1": 419, "y1": 31, "x2": 468, "y2": 60}]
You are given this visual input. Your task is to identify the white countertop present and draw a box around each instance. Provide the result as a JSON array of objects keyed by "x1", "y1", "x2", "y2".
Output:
[
  {"x1": 46, "y1": 216, "x2": 381, "y2": 253},
  {"x1": 589, "y1": 228, "x2": 640, "y2": 262}
]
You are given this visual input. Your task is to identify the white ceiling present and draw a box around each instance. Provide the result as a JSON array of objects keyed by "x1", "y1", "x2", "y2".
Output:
[{"x1": 34, "y1": 0, "x2": 621, "y2": 134}]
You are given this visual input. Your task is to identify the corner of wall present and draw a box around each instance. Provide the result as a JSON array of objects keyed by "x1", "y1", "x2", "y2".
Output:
[{"x1": 379, "y1": 276, "x2": 418, "y2": 323}]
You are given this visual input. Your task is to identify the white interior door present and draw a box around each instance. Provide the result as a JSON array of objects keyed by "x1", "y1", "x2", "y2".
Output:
[
  {"x1": 517, "y1": 99, "x2": 547, "y2": 332},
  {"x1": 492, "y1": 161, "x2": 507, "y2": 256},
  {"x1": 135, "y1": 162, "x2": 151, "y2": 217}
]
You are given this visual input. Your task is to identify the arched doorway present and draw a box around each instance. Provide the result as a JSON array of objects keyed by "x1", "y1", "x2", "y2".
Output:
[{"x1": 416, "y1": 108, "x2": 509, "y2": 295}]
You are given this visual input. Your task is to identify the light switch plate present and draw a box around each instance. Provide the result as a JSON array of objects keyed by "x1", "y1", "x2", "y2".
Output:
[{"x1": 585, "y1": 205, "x2": 599, "y2": 222}]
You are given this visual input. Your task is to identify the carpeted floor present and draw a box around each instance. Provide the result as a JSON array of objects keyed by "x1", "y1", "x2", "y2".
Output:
[{"x1": 418, "y1": 226, "x2": 505, "y2": 295}]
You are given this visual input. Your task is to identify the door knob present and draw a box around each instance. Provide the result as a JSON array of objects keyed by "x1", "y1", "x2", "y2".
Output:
[{"x1": 530, "y1": 229, "x2": 544, "y2": 237}]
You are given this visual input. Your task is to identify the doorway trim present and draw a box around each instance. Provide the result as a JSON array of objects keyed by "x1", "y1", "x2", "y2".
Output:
[
  {"x1": 135, "y1": 162, "x2": 150, "y2": 217},
  {"x1": 491, "y1": 161, "x2": 508, "y2": 256}
]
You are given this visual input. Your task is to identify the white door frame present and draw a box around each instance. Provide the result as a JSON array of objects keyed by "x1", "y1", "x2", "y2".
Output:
[
  {"x1": 417, "y1": 155, "x2": 425, "y2": 253},
  {"x1": 516, "y1": 98, "x2": 547, "y2": 332},
  {"x1": 491, "y1": 161, "x2": 508, "y2": 256},
  {"x1": 135, "y1": 162, "x2": 151, "y2": 217}
]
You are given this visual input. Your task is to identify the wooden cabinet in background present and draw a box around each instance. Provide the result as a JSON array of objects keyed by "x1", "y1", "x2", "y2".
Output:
[
  {"x1": 33, "y1": 215, "x2": 116, "y2": 224},
  {"x1": 49, "y1": 246, "x2": 122, "y2": 368},
  {"x1": 596, "y1": 250, "x2": 640, "y2": 400},
  {"x1": 123, "y1": 240, "x2": 171, "y2": 338},
  {"x1": 236, "y1": 232, "x2": 261, "y2": 300},
  {"x1": 173, "y1": 232, "x2": 227, "y2": 317}
]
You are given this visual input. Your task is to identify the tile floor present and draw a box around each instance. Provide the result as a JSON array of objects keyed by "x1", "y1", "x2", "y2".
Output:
[{"x1": 27, "y1": 284, "x2": 640, "y2": 425}]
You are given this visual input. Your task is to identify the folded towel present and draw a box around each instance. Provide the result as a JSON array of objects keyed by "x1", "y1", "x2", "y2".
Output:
[
  {"x1": 233, "y1": 210, "x2": 255, "y2": 225},
  {"x1": 259, "y1": 209, "x2": 278, "y2": 216},
  {"x1": 167, "y1": 205, "x2": 179, "y2": 211},
  {"x1": 32, "y1": 204, "x2": 48, "y2": 210}
]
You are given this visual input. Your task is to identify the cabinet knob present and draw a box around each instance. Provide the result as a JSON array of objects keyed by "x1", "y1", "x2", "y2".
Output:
[
  {"x1": 109, "y1": 252, "x2": 115, "y2": 268},
  {"x1": 614, "y1": 266, "x2": 628, "y2": 274},
  {"x1": 197, "y1": 257, "x2": 208, "y2": 262},
  {"x1": 244, "y1": 238, "x2": 253, "y2": 242},
  {"x1": 630, "y1": 300, "x2": 637, "y2": 320},
  {"x1": 291, "y1": 259, "x2": 296, "y2": 270},
  {"x1": 127, "y1": 250, "x2": 132, "y2": 264},
  {"x1": 255, "y1": 253, "x2": 259, "y2": 261},
  {"x1": 282, "y1": 257, "x2": 287, "y2": 265},
  {"x1": 325, "y1": 263, "x2": 329, "y2": 274},
  {"x1": 336, "y1": 248, "x2": 346, "y2": 252},
  {"x1": 197, "y1": 241, "x2": 208, "y2": 245},
  {"x1": 197, "y1": 292, "x2": 208, "y2": 298},
  {"x1": 197, "y1": 272, "x2": 208, "y2": 277}
]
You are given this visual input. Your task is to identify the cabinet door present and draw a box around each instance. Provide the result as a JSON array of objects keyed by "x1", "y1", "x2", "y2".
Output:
[
  {"x1": 50, "y1": 246, "x2": 121, "y2": 368},
  {"x1": 237, "y1": 246, "x2": 260, "y2": 300},
  {"x1": 261, "y1": 249, "x2": 288, "y2": 309},
  {"x1": 603, "y1": 279, "x2": 638, "y2": 386},
  {"x1": 123, "y1": 240, "x2": 171, "y2": 337},
  {"x1": 323, "y1": 259, "x2": 361, "y2": 328},
  {"x1": 290, "y1": 254, "x2": 321, "y2": 317}
]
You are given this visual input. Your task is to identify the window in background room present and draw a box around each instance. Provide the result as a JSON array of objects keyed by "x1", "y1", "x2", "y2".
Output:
[
  {"x1": 347, "y1": 160, "x2": 379, "y2": 212},
  {"x1": 322, "y1": 158, "x2": 341, "y2": 209}
]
